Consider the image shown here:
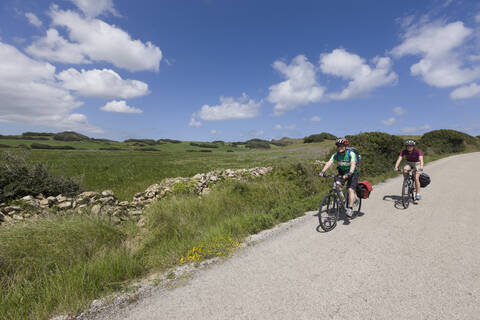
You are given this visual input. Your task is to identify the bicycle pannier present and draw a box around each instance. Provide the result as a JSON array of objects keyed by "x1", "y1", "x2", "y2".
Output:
[
  {"x1": 419, "y1": 173, "x2": 430, "y2": 188},
  {"x1": 356, "y1": 180, "x2": 373, "y2": 199}
]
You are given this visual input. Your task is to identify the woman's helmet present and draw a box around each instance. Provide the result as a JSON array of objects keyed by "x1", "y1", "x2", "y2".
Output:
[
  {"x1": 405, "y1": 140, "x2": 416, "y2": 146},
  {"x1": 335, "y1": 138, "x2": 349, "y2": 146}
]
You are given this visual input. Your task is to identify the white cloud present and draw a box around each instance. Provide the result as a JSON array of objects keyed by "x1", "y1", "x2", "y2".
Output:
[
  {"x1": 268, "y1": 55, "x2": 325, "y2": 115},
  {"x1": 391, "y1": 21, "x2": 480, "y2": 88},
  {"x1": 247, "y1": 130, "x2": 264, "y2": 137},
  {"x1": 393, "y1": 106, "x2": 406, "y2": 115},
  {"x1": 320, "y1": 49, "x2": 397, "y2": 100},
  {"x1": 25, "y1": 12, "x2": 42, "y2": 27},
  {"x1": 196, "y1": 93, "x2": 261, "y2": 121},
  {"x1": 475, "y1": 13, "x2": 480, "y2": 23},
  {"x1": 0, "y1": 42, "x2": 100, "y2": 133},
  {"x1": 189, "y1": 117, "x2": 202, "y2": 127},
  {"x1": 27, "y1": 7, "x2": 162, "y2": 72},
  {"x1": 401, "y1": 124, "x2": 431, "y2": 133},
  {"x1": 100, "y1": 100, "x2": 142, "y2": 114},
  {"x1": 274, "y1": 124, "x2": 296, "y2": 130},
  {"x1": 310, "y1": 116, "x2": 321, "y2": 122},
  {"x1": 450, "y1": 82, "x2": 480, "y2": 99},
  {"x1": 57, "y1": 68, "x2": 149, "y2": 99},
  {"x1": 381, "y1": 117, "x2": 396, "y2": 126},
  {"x1": 210, "y1": 130, "x2": 218, "y2": 135},
  {"x1": 69, "y1": 0, "x2": 118, "y2": 18}
]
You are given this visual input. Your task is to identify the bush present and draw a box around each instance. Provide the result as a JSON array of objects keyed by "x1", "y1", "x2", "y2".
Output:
[
  {"x1": 0, "y1": 144, "x2": 11, "y2": 148},
  {"x1": 231, "y1": 142, "x2": 246, "y2": 147},
  {"x1": 21, "y1": 132, "x2": 55, "y2": 137},
  {"x1": 419, "y1": 129, "x2": 478, "y2": 154},
  {"x1": 134, "y1": 147, "x2": 160, "y2": 152},
  {"x1": 304, "y1": 132, "x2": 337, "y2": 143},
  {"x1": 124, "y1": 139, "x2": 157, "y2": 145},
  {"x1": 245, "y1": 139, "x2": 270, "y2": 149},
  {"x1": 189, "y1": 142, "x2": 219, "y2": 148},
  {"x1": 0, "y1": 135, "x2": 22, "y2": 140},
  {"x1": 99, "y1": 147, "x2": 123, "y2": 151},
  {"x1": 344, "y1": 132, "x2": 404, "y2": 176},
  {"x1": 213, "y1": 140, "x2": 225, "y2": 146},
  {"x1": 30, "y1": 143, "x2": 75, "y2": 150},
  {"x1": 53, "y1": 131, "x2": 90, "y2": 141},
  {"x1": 0, "y1": 152, "x2": 82, "y2": 202},
  {"x1": 158, "y1": 139, "x2": 182, "y2": 144}
]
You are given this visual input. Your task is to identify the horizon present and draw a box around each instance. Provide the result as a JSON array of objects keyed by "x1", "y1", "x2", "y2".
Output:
[{"x1": 1, "y1": 0, "x2": 480, "y2": 141}]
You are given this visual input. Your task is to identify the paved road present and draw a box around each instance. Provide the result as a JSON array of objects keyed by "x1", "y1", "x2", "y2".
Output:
[{"x1": 98, "y1": 153, "x2": 480, "y2": 320}]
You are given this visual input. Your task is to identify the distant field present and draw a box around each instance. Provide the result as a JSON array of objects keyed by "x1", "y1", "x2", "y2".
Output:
[{"x1": 0, "y1": 139, "x2": 334, "y2": 200}]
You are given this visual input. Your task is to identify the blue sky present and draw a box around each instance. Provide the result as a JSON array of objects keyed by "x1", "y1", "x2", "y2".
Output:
[{"x1": 0, "y1": 0, "x2": 479, "y2": 141}]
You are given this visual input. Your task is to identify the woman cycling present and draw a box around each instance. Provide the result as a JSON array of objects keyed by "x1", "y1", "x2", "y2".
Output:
[{"x1": 394, "y1": 140, "x2": 424, "y2": 200}]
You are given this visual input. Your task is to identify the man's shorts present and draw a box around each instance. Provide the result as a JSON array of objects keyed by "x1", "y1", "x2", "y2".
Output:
[{"x1": 338, "y1": 171, "x2": 359, "y2": 190}]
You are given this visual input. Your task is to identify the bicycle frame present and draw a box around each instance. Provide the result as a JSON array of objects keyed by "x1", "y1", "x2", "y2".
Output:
[{"x1": 401, "y1": 169, "x2": 417, "y2": 208}]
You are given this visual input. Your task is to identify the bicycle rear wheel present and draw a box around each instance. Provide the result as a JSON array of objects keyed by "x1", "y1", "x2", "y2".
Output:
[
  {"x1": 346, "y1": 190, "x2": 362, "y2": 216},
  {"x1": 318, "y1": 193, "x2": 339, "y2": 232},
  {"x1": 401, "y1": 180, "x2": 410, "y2": 209}
]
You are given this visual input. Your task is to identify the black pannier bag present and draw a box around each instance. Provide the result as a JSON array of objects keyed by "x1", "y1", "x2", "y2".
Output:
[{"x1": 419, "y1": 173, "x2": 431, "y2": 188}]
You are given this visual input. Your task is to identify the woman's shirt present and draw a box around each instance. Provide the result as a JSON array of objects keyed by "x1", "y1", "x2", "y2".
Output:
[{"x1": 400, "y1": 148, "x2": 422, "y2": 163}]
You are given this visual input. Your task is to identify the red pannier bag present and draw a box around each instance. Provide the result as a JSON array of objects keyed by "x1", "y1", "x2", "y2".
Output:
[{"x1": 356, "y1": 180, "x2": 373, "y2": 199}]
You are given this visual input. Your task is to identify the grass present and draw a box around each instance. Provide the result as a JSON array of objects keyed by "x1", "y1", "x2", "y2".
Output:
[{"x1": 0, "y1": 140, "x2": 333, "y2": 200}]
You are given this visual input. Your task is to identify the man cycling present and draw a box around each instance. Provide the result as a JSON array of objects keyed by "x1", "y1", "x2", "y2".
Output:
[
  {"x1": 394, "y1": 140, "x2": 424, "y2": 200},
  {"x1": 319, "y1": 138, "x2": 359, "y2": 218}
]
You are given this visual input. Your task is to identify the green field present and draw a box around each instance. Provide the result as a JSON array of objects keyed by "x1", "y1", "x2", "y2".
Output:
[{"x1": 0, "y1": 139, "x2": 334, "y2": 200}]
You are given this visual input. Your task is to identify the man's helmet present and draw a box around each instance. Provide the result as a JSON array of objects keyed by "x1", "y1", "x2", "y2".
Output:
[
  {"x1": 335, "y1": 138, "x2": 349, "y2": 146},
  {"x1": 405, "y1": 140, "x2": 416, "y2": 146}
]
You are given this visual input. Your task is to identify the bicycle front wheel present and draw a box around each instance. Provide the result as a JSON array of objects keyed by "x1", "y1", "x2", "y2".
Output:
[
  {"x1": 318, "y1": 193, "x2": 339, "y2": 232},
  {"x1": 402, "y1": 180, "x2": 410, "y2": 209}
]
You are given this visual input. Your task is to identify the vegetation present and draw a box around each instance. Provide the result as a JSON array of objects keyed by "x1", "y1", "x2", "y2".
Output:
[
  {"x1": 245, "y1": 139, "x2": 271, "y2": 149},
  {"x1": 0, "y1": 152, "x2": 82, "y2": 202},
  {"x1": 189, "y1": 142, "x2": 219, "y2": 148},
  {"x1": 53, "y1": 131, "x2": 90, "y2": 142},
  {"x1": 345, "y1": 132, "x2": 404, "y2": 176},
  {"x1": 419, "y1": 129, "x2": 478, "y2": 154},
  {"x1": 22, "y1": 132, "x2": 55, "y2": 137},
  {"x1": 30, "y1": 143, "x2": 75, "y2": 150},
  {"x1": 304, "y1": 132, "x2": 337, "y2": 143},
  {"x1": 158, "y1": 139, "x2": 182, "y2": 144}
]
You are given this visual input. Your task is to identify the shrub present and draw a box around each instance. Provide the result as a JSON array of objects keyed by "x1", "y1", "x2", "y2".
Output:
[
  {"x1": 245, "y1": 139, "x2": 270, "y2": 149},
  {"x1": 0, "y1": 144, "x2": 11, "y2": 148},
  {"x1": 231, "y1": 142, "x2": 246, "y2": 147},
  {"x1": 199, "y1": 150, "x2": 212, "y2": 152},
  {"x1": 30, "y1": 143, "x2": 75, "y2": 150},
  {"x1": 419, "y1": 129, "x2": 478, "y2": 154},
  {"x1": 21, "y1": 132, "x2": 55, "y2": 137},
  {"x1": 158, "y1": 139, "x2": 182, "y2": 144},
  {"x1": 99, "y1": 147, "x2": 123, "y2": 151},
  {"x1": 17, "y1": 144, "x2": 30, "y2": 149},
  {"x1": 189, "y1": 142, "x2": 219, "y2": 148},
  {"x1": 344, "y1": 132, "x2": 404, "y2": 176},
  {"x1": 134, "y1": 147, "x2": 160, "y2": 152},
  {"x1": 212, "y1": 140, "x2": 225, "y2": 146},
  {"x1": 0, "y1": 135, "x2": 22, "y2": 140},
  {"x1": 53, "y1": 131, "x2": 90, "y2": 141},
  {"x1": 227, "y1": 150, "x2": 234, "y2": 152},
  {"x1": 304, "y1": 132, "x2": 337, "y2": 143},
  {"x1": 124, "y1": 139, "x2": 157, "y2": 145},
  {"x1": 0, "y1": 152, "x2": 82, "y2": 202}
]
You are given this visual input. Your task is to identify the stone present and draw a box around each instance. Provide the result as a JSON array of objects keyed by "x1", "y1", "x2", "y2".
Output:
[
  {"x1": 39, "y1": 198, "x2": 50, "y2": 207},
  {"x1": 22, "y1": 195, "x2": 35, "y2": 201},
  {"x1": 91, "y1": 204, "x2": 102, "y2": 215},
  {"x1": 99, "y1": 197, "x2": 115, "y2": 205},
  {"x1": 58, "y1": 201, "x2": 72, "y2": 209},
  {"x1": 35, "y1": 193, "x2": 45, "y2": 200},
  {"x1": 12, "y1": 214, "x2": 24, "y2": 220},
  {"x1": 130, "y1": 210, "x2": 143, "y2": 216},
  {"x1": 101, "y1": 190, "x2": 114, "y2": 197},
  {"x1": 47, "y1": 196, "x2": 57, "y2": 203},
  {"x1": 118, "y1": 201, "x2": 129, "y2": 207},
  {"x1": 56, "y1": 195, "x2": 67, "y2": 203}
]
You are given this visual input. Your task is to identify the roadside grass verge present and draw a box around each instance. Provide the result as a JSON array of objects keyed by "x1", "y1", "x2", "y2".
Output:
[{"x1": 0, "y1": 216, "x2": 144, "y2": 320}]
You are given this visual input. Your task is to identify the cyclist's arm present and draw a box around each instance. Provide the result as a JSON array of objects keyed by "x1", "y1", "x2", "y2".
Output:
[
  {"x1": 348, "y1": 160, "x2": 356, "y2": 176},
  {"x1": 394, "y1": 155, "x2": 403, "y2": 170},
  {"x1": 320, "y1": 160, "x2": 334, "y2": 174}
]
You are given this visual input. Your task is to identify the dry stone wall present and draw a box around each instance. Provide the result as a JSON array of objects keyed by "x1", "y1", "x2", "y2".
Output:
[{"x1": 0, "y1": 167, "x2": 272, "y2": 226}]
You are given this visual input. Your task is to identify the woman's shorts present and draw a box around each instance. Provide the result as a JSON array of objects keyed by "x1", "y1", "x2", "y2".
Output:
[{"x1": 404, "y1": 161, "x2": 420, "y2": 171}]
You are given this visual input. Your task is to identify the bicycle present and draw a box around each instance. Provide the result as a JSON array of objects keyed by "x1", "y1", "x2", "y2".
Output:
[
  {"x1": 318, "y1": 174, "x2": 362, "y2": 232},
  {"x1": 399, "y1": 169, "x2": 417, "y2": 209}
]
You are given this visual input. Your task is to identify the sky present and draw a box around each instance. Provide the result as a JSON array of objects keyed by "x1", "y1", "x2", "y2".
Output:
[{"x1": 0, "y1": 0, "x2": 479, "y2": 141}]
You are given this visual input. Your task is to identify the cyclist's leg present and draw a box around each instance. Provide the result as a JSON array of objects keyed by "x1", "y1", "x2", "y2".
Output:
[
  {"x1": 413, "y1": 162, "x2": 421, "y2": 198},
  {"x1": 346, "y1": 173, "x2": 359, "y2": 208},
  {"x1": 403, "y1": 163, "x2": 412, "y2": 179}
]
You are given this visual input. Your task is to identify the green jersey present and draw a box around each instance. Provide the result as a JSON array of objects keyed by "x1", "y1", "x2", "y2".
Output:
[{"x1": 330, "y1": 150, "x2": 359, "y2": 174}]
